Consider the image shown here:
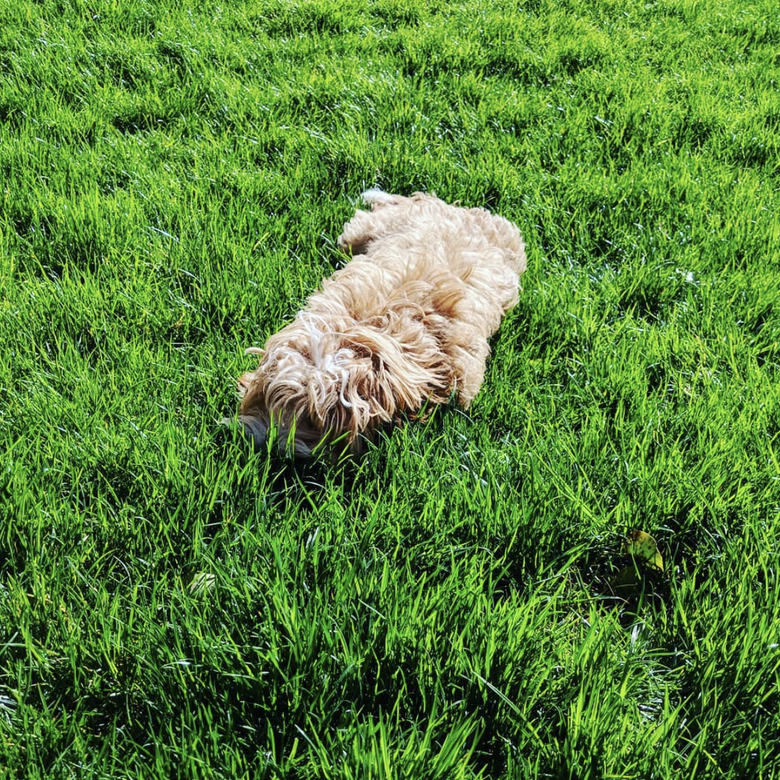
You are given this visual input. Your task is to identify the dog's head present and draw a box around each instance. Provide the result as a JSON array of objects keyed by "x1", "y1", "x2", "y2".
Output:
[{"x1": 236, "y1": 313, "x2": 441, "y2": 457}]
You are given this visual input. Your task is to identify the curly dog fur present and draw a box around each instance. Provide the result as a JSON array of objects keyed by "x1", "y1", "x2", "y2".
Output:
[{"x1": 235, "y1": 191, "x2": 527, "y2": 456}]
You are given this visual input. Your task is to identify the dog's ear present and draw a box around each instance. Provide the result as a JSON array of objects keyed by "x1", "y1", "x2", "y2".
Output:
[
  {"x1": 328, "y1": 351, "x2": 395, "y2": 436},
  {"x1": 336, "y1": 325, "x2": 447, "y2": 431}
]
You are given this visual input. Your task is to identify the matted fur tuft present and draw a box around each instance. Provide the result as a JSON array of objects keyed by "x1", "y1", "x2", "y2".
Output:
[{"x1": 235, "y1": 191, "x2": 526, "y2": 456}]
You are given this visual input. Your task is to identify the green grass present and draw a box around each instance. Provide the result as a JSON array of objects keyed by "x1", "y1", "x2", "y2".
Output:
[{"x1": 1, "y1": 0, "x2": 779, "y2": 776}]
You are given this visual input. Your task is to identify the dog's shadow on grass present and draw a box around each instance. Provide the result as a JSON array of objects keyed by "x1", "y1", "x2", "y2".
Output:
[
  {"x1": 213, "y1": 404, "x2": 460, "y2": 520},
  {"x1": 213, "y1": 417, "x2": 372, "y2": 515}
]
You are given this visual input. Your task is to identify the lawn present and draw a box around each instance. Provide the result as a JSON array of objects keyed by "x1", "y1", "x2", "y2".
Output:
[{"x1": 1, "y1": 0, "x2": 779, "y2": 776}]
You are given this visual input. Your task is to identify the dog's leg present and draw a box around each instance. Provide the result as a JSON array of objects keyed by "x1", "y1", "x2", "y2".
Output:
[{"x1": 337, "y1": 190, "x2": 416, "y2": 256}]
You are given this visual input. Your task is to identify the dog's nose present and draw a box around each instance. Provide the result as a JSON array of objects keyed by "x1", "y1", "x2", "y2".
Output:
[{"x1": 236, "y1": 415, "x2": 269, "y2": 448}]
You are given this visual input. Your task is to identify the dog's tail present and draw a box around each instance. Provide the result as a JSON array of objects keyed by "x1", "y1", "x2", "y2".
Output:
[{"x1": 361, "y1": 188, "x2": 401, "y2": 207}]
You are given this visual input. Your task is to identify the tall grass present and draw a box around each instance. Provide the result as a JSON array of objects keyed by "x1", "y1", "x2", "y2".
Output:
[{"x1": 1, "y1": 0, "x2": 779, "y2": 776}]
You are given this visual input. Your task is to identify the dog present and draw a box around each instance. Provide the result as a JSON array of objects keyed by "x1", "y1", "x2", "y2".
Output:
[{"x1": 234, "y1": 190, "x2": 526, "y2": 457}]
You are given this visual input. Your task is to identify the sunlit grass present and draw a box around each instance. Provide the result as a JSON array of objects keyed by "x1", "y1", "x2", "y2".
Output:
[{"x1": 1, "y1": 0, "x2": 779, "y2": 777}]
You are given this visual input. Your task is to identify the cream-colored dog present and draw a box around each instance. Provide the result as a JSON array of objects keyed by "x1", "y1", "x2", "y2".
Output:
[{"x1": 235, "y1": 190, "x2": 526, "y2": 456}]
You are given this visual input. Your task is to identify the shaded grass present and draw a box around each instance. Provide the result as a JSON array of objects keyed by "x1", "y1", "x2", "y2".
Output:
[{"x1": 1, "y1": 0, "x2": 780, "y2": 777}]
